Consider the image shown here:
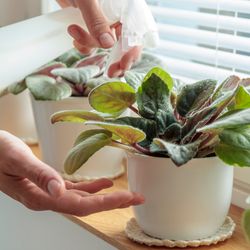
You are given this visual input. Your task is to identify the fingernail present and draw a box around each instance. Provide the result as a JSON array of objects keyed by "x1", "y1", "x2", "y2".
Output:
[
  {"x1": 47, "y1": 179, "x2": 62, "y2": 197},
  {"x1": 68, "y1": 26, "x2": 81, "y2": 41},
  {"x1": 99, "y1": 33, "x2": 115, "y2": 48}
]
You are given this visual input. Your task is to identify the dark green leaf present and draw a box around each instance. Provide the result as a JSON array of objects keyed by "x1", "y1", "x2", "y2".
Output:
[
  {"x1": 151, "y1": 139, "x2": 200, "y2": 166},
  {"x1": 64, "y1": 130, "x2": 112, "y2": 174},
  {"x1": 112, "y1": 117, "x2": 157, "y2": 147},
  {"x1": 136, "y1": 68, "x2": 175, "y2": 133},
  {"x1": 177, "y1": 79, "x2": 217, "y2": 117}
]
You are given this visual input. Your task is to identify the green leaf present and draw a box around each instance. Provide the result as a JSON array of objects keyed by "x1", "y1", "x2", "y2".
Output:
[
  {"x1": 85, "y1": 121, "x2": 146, "y2": 144},
  {"x1": 64, "y1": 130, "x2": 112, "y2": 174},
  {"x1": 51, "y1": 110, "x2": 105, "y2": 124},
  {"x1": 234, "y1": 86, "x2": 250, "y2": 110},
  {"x1": 212, "y1": 75, "x2": 240, "y2": 100},
  {"x1": 35, "y1": 61, "x2": 66, "y2": 77},
  {"x1": 151, "y1": 139, "x2": 200, "y2": 166},
  {"x1": 86, "y1": 76, "x2": 120, "y2": 90},
  {"x1": 124, "y1": 71, "x2": 145, "y2": 90},
  {"x1": 8, "y1": 80, "x2": 27, "y2": 95},
  {"x1": 176, "y1": 79, "x2": 217, "y2": 117},
  {"x1": 89, "y1": 82, "x2": 136, "y2": 115},
  {"x1": 218, "y1": 127, "x2": 250, "y2": 150},
  {"x1": 52, "y1": 65, "x2": 100, "y2": 85},
  {"x1": 215, "y1": 142, "x2": 250, "y2": 167},
  {"x1": 142, "y1": 67, "x2": 173, "y2": 91},
  {"x1": 73, "y1": 52, "x2": 108, "y2": 69},
  {"x1": 56, "y1": 48, "x2": 84, "y2": 67},
  {"x1": 112, "y1": 117, "x2": 157, "y2": 147},
  {"x1": 136, "y1": 67, "x2": 175, "y2": 133},
  {"x1": 26, "y1": 75, "x2": 72, "y2": 101},
  {"x1": 198, "y1": 108, "x2": 250, "y2": 132},
  {"x1": 242, "y1": 209, "x2": 250, "y2": 242},
  {"x1": 164, "y1": 123, "x2": 183, "y2": 142},
  {"x1": 0, "y1": 87, "x2": 9, "y2": 97}
]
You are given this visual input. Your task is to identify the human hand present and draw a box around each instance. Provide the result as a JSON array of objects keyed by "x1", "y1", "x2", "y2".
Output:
[
  {"x1": 0, "y1": 131, "x2": 144, "y2": 216},
  {"x1": 56, "y1": 0, "x2": 142, "y2": 77}
]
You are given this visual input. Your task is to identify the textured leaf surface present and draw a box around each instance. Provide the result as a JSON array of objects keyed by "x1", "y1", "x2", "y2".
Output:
[
  {"x1": 8, "y1": 80, "x2": 27, "y2": 95},
  {"x1": 176, "y1": 79, "x2": 217, "y2": 117},
  {"x1": 215, "y1": 143, "x2": 250, "y2": 167},
  {"x1": 151, "y1": 139, "x2": 200, "y2": 166},
  {"x1": 85, "y1": 121, "x2": 146, "y2": 144},
  {"x1": 64, "y1": 130, "x2": 112, "y2": 174},
  {"x1": 112, "y1": 117, "x2": 157, "y2": 147},
  {"x1": 52, "y1": 65, "x2": 100, "y2": 85},
  {"x1": 51, "y1": 110, "x2": 104, "y2": 124},
  {"x1": 198, "y1": 108, "x2": 250, "y2": 132},
  {"x1": 89, "y1": 82, "x2": 136, "y2": 115},
  {"x1": 26, "y1": 75, "x2": 72, "y2": 100},
  {"x1": 137, "y1": 67, "x2": 175, "y2": 133}
]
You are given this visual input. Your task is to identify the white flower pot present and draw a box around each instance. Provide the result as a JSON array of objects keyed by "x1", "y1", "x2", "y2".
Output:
[
  {"x1": 0, "y1": 91, "x2": 37, "y2": 144},
  {"x1": 31, "y1": 96, "x2": 125, "y2": 181},
  {"x1": 127, "y1": 153, "x2": 234, "y2": 240}
]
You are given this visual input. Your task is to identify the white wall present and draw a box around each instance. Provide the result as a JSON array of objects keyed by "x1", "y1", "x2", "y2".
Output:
[{"x1": 0, "y1": 0, "x2": 41, "y2": 26}]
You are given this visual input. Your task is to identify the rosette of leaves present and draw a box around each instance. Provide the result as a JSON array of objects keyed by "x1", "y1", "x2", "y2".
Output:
[
  {"x1": 51, "y1": 67, "x2": 250, "y2": 175},
  {"x1": 0, "y1": 48, "x2": 164, "y2": 101}
]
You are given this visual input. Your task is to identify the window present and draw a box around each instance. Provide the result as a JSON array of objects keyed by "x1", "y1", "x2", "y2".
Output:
[{"x1": 147, "y1": 0, "x2": 250, "y2": 205}]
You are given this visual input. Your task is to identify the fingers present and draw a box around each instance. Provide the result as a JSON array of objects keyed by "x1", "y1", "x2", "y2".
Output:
[
  {"x1": 65, "y1": 178, "x2": 113, "y2": 193},
  {"x1": 75, "y1": 0, "x2": 115, "y2": 48},
  {"x1": 108, "y1": 46, "x2": 142, "y2": 77},
  {"x1": 77, "y1": 191, "x2": 145, "y2": 216},
  {"x1": 11, "y1": 155, "x2": 65, "y2": 198}
]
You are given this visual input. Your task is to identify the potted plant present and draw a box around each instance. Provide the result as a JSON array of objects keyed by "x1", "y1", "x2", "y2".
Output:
[
  {"x1": 1, "y1": 49, "x2": 164, "y2": 182},
  {"x1": 52, "y1": 67, "x2": 250, "y2": 241}
]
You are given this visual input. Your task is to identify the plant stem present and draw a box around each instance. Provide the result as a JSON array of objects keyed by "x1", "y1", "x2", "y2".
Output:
[
  {"x1": 132, "y1": 143, "x2": 151, "y2": 155},
  {"x1": 129, "y1": 105, "x2": 139, "y2": 115},
  {"x1": 110, "y1": 141, "x2": 139, "y2": 153}
]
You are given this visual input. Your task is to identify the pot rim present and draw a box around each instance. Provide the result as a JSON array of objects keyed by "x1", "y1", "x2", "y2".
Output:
[{"x1": 126, "y1": 151, "x2": 218, "y2": 161}]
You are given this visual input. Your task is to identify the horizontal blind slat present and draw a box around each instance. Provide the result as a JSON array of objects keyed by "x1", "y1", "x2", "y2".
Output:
[
  {"x1": 158, "y1": 23, "x2": 250, "y2": 51},
  {"x1": 158, "y1": 40, "x2": 250, "y2": 72},
  {"x1": 159, "y1": 56, "x2": 249, "y2": 81},
  {"x1": 151, "y1": 6, "x2": 250, "y2": 33},
  {"x1": 154, "y1": 0, "x2": 250, "y2": 14}
]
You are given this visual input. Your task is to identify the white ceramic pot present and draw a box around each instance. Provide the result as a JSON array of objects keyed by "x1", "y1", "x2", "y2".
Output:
[
  {"x1": 127, "y1": 153, "x2": 234, "y2": 240},
  {"x1": 31, "y1": 96, "x2": 125, "y2": 181},
  {"x1": 0, "y1": 91, "x2": 37, "y2": 144}
]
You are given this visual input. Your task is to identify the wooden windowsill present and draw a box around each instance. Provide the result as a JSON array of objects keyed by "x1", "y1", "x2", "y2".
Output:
[{"x1": 30, "y1": 145, "x2": 249, "y2": 250}]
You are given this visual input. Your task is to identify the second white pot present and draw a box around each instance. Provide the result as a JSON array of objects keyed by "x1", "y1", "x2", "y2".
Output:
[
  {"x1": 31, "y1": 96, "x2": 125, "y2": 181},
  {"x1": 127, "y1": 153, "x2": 234, "y2": 241}
]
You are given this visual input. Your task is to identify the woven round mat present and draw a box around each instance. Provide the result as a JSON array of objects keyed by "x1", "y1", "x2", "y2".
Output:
[{"x1": 125, "y1": 217, "x2": 235, "y2": 248}]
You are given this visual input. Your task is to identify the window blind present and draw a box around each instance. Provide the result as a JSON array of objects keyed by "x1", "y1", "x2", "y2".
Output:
[{"x1": 147, "y1": 0, "x2": 250, "y2": 82}]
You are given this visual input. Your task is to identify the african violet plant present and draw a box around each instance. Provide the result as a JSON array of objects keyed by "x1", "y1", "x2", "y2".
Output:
[
  {"x1": 51, "y1": 66, "x2": 250, "y2": 176},
  {"x1": 0, "y1": 48, "x2": 163, "y2": 100}
]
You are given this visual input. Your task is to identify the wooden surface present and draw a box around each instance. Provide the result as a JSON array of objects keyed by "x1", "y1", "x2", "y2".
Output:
[{"x1": 30, "y1": 145, "x2": 249, "y2": 250}]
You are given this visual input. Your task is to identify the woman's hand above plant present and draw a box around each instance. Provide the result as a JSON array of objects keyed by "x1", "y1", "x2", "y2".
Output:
[
  {"x1": 0, "y1": 131, "x2": 144, "y2": 216},
  {"x1": 56, "y1": 0, "x2": 142, "y2": 77}
]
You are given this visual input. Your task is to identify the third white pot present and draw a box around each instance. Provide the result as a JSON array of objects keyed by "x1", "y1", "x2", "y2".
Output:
[
  {"x1": 127, "y1": 153, "x2": 234, "y2": 241},
  {"x1": 31, "y1": 96, "x2": 125, "y2": 181}
]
